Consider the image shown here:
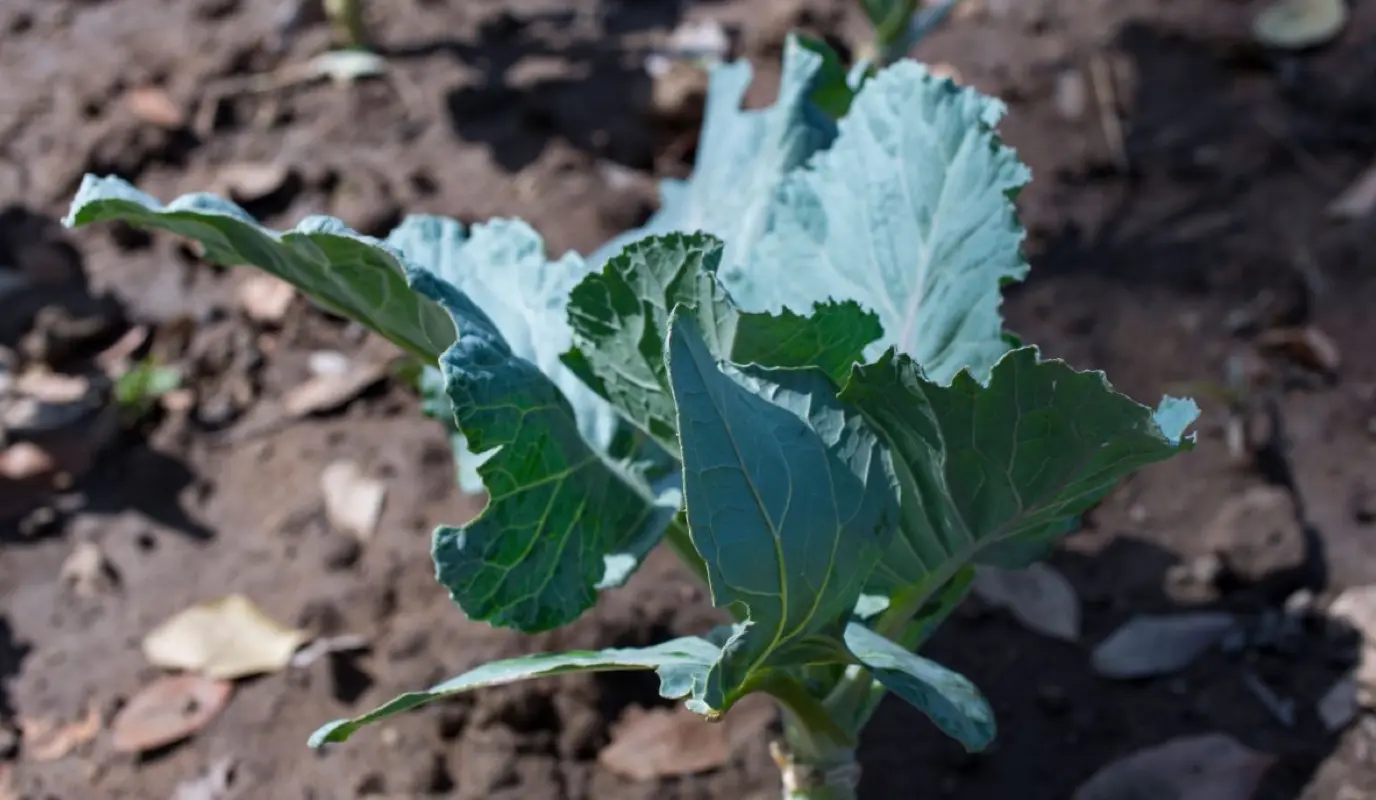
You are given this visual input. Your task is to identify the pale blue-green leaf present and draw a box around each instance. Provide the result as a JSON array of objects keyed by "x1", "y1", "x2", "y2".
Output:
[
  {"x1": 385, "y1": 215, "x2": 620, "y2": 459},
  {"x1": 566, "y1": 232, "x2": 880, "y2": 456},
  {"x1": 844, "y1": 622, "x2": 995, "y2": 751},
  {"x1": 63, "y1": 175, "x2": 455, "y2": 362},
  {"x1": 412, "y1": 269, "x2": 677, "y2": 632},
  {"x1": 588, "y1": 34, "x2": 850, "y2": 270},
  {"x1": 840, "y1": 346, "x2": 1198, "y2": 595},
  {"x1": 309, "y1": 636, "x2": 720, "y2": 746},
  {"x1": 665, "y1": 309, "x2": 898, "y2": 710},
  {"x1": 724, "y1": 60, "x2": 1031, "y2": 386}
]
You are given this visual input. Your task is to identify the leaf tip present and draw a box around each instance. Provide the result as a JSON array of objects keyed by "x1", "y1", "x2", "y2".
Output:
[
  {"x1": 1153, "y1": 395, "x2": 1201, "y2": 446},
  {"x1": 307, "y1": 718, "x2": 355, "y2": 748}
]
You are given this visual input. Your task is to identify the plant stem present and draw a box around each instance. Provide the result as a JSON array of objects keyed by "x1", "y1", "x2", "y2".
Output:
[{"x1": 774, "y1": 710, "x2": 861, "y2": 800}]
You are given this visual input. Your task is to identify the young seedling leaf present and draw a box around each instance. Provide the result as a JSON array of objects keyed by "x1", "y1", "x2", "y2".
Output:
[
  {"x1": 725, "y1": 60, "x2": 1031, "y2": 386},
  {"x1": 412, "y1": 268, "x2": 679, "y2": 632},
  {"x1": 589, "y1": 35, "x2": 852, "y2": 270},
  {"x1": 386, "y1": 215, "x2": 621, "y2": 492},
  {"x1": 841, "y1": 347, "x2": 1198, "y2": 597},
  {"x1": 843, "y1": 622, "x2": 995, "y2": 751},
  {"x1": 665, "y1": 309, "x2": 898, "y2": 710},
  {"x1": 308, "y1": 636, "x2": 722, "y2": 746},
  {"x1": 63, "y1": 176, "x2": 456, "y2": 362},
  {"x1": 566, "y1": 232, "x2": 880, "y2": 456}
]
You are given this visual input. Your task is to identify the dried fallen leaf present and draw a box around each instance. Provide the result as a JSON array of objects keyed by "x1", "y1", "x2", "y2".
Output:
[
  {"x1": 237, "y1": 275, "x2": 296, "y2": 323},
  {"x1": 1253, "y1": 0, "x2": 1348, "y2": 49},
  {"x1": 142, "y1": 594, "x2": 308, "y2": 679},
  {"x1": 320, "y1": 460, "x2": 387, "y2": 541},
  {"x1": 599, "y1": 694, "x2": 775, "y2": 781},
  {"x1": 20, "y1": 701, "x2": 101, "y2": 761},
  {"x1": 282, "y1": 359, "x2": 390, "y2": 418},
  {"x1": 1092, "y1": 613, "x2": 1237, "y2": 679},
  {"x1": 125, "y1": 86, "x2": 186, "y2": 128},
  {"x1": 171, "y1": 756, "x2": 237, "y2": 800},
  {"x1": 972, "y1": 563, "x2": 1080, "y2": 641},
  {"x1": 1256, "y1": 326, "x2": 1341, "y2": 375},
  {"x1": 110, "y1": 675, "x2": 232, "y2": 754},
  {"x1": 1328, "y1": 158, "x2": 1376, "y2": 220},
  {"x1": 1073, "y1": 733, "x2": 1273, "y2": 800},
  {"x1": 289, "y1": 633, "x2": 370, "y2": 668},
  {"x1": 60, "y1": 540, "x2": 120, "y2": 598}
]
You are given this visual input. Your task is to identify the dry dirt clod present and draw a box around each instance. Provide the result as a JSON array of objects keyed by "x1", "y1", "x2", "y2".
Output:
[
  {"x1": 124, "y1": 86, "x2": 186, "y2": 129},
  {"x1": 599, "y1": 694, "x2": 775, "y2": 781},
  {"x1": 1072, "y1": 733, "x2": 1273, "y2": 800},
  {"x1": 171, "y1": 756, "x2": 237, "y2": 800},
  {"x1": 237, "y1": 275, "x2": 296, "y2": 324},
  {"x1": 216, "y1": 162, "x2": 294, "y2": 204},
  {"x1": 60, "y1": 540, "x2": 120, "y2": 598},
  {"x1": 971, "y1": 563, "x2": 1081, "y2": 642},
  {"x1": 320, "y1": 460, "x2": 387, "y2": 542},
  {"x1": 109, "y1": 675, "x2": 232, "y2": 754},
  {"x1": 1092, "y1": 613, "x2": 1238, "y2": 679},
  {"x1": 1318, "y1": 672, "x2": 1360, "y2": 732},
  {"x1": 142, "y1": 594, "x2": 309, "y2": 680},
  {"x1": 1202, "y1": 486, "x2": 1306, "y2": 588}
]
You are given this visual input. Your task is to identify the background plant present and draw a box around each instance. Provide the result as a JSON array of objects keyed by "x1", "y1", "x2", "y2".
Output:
[{"x1": 64, "y1": 35, "x2": 1197, "y2": 800}]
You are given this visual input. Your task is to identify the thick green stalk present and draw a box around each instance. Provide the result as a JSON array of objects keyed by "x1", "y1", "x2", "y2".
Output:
[
  {"x1": 775, "y1": 710, "x2": 861, "y2": 800},
  {"x1": 663, "y1": 514, "x2": 710, "y2": 586}
]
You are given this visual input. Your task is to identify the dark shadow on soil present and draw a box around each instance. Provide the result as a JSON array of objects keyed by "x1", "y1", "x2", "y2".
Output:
[
  {"x1": 1026, "y1": 23, "x2": 1376, "y2": 296},
  {"x1": 859, "y1": 533, "x2": 1352, "y2": 799},
  {"x1": 380, "y1": 1, "x2": 707, "y2": 172},
  {"x1": 79, "y1": 442, "x2": 214, "y2": 542},
  {"x1": 0, "y1": 616, "x2": 31, "y2": 724}
]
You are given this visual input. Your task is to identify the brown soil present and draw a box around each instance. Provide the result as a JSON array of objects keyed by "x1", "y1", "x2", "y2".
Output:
[{"x1": 5, "y1": 0, "x2": 1376, "y2": 798}]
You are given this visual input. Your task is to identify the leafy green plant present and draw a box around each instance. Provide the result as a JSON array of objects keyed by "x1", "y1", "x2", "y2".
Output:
[
  {"x1": 113, "y1": 357, "x2": 182, "y2": 422},
  {"x1": 64, "y1": 36, "x2": 1197, "y2": 800}
]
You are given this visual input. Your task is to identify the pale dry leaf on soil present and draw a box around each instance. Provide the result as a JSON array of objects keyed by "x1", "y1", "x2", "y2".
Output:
[
  {"x1": 1092, "y1": 613, "x2": 1237, "y2": 679},
  {"x1": 19, "y1": 701, "x2": 101, "y2": 761},
  {"x1": 142, "y1": 594, "x2": 308, "y2": 679},
  {"x1": 1073, "y1": 733, "x2": 1273, "y2": 800},
  {"x1": 1252, "y1": 0, "x2": 1348, "y2": 49},
  {"x1": 0, "y1": 442, "x2": 55, "y2": 481},
  {"x1": 171, "y1": 756, "x2": 237, "y2": 800},
  {"x1": 281, "y1": 357, "x2": 391, "y2": 418},
  {"x1": 110, "y1": 675, "x2": 232, "y2": 754},
  {"x1": 971, "y1": 563, "x2": 1081, "y2": 642},
  {"x1": 237, "y1": 274, "x2": 296, "y2": 323},
  {"x1": 320, "y1": 460, "x2": 387, "y2": 542},
  {"x1": 598, "y1": 694, "x2": 777, "y2": 781}
]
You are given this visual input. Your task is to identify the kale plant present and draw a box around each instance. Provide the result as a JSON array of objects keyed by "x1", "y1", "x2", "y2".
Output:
[{"x1": 64, "y1": 36, "x2": 1197, "y2": 799}]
